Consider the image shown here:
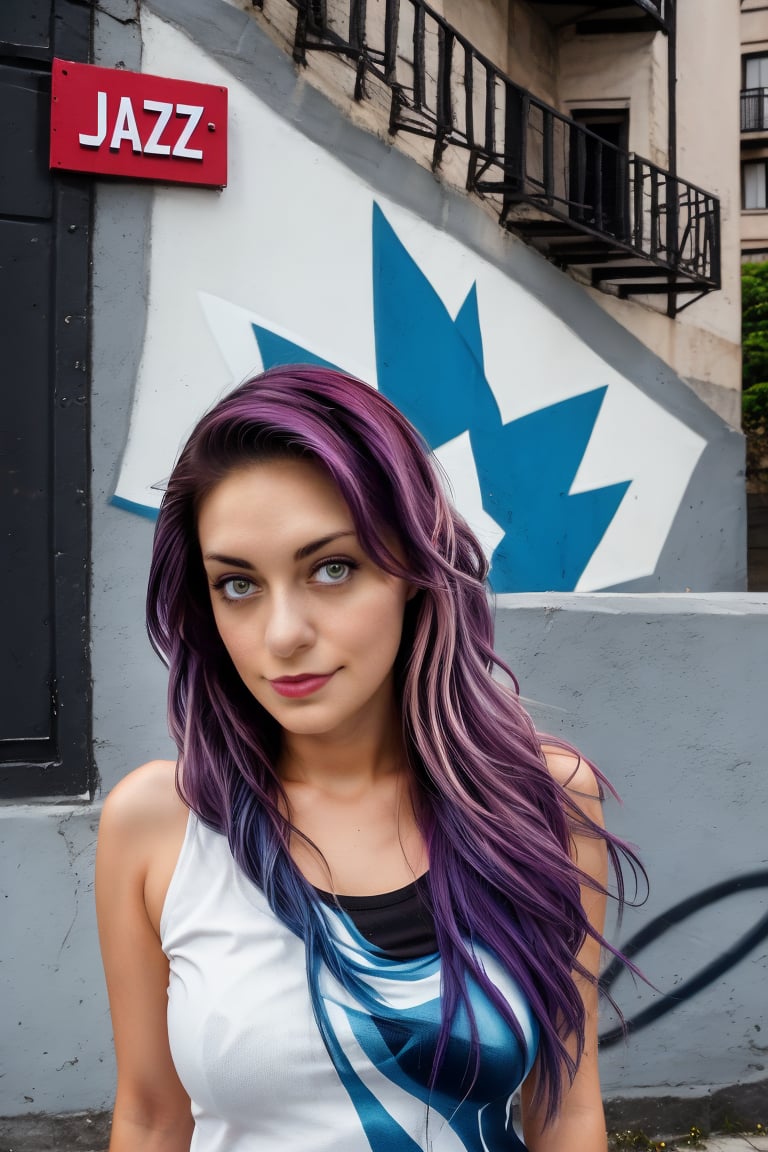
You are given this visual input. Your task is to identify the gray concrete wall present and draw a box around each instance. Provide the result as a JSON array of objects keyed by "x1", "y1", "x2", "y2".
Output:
[
  {"x1": 3, "y1": 595, "x2": 767, "y2": 1125},
  {"x1": 0, "y1": 1, "x2": 170, "y2": 1123},
  {"x1": 496, "y1": 594, "x2": 768, "y2": 1114}
]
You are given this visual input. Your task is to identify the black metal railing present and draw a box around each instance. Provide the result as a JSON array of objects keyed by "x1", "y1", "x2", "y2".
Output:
[
  {"x1": 480, "y1": 94, "x2": 719, "y2": 285},
  {"x1": 742, "y1": 88, "x2": 768, "y2": 133},
  {"x1": 288, "y1": 0, "x2": 719, "y2": 293},
  {"x1": 633, "y1": 0, "x2": 665, "y2": 17}
]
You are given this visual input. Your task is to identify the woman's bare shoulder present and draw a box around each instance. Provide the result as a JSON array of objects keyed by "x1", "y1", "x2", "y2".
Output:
[
  {"x1": 539, "y1": 742, "x2": 600, "y2": 798},
  {"x1": 97, "y1": 761, "x2": 190, "y2": 933},
  {"x1": 100, "y1": 759, "x2": 188, "y2": 843}
]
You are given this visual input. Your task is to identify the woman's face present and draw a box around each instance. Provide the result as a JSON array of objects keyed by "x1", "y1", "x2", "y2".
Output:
[{"x1": 197, "y1": 457, "x2": 415, "y2": 747}]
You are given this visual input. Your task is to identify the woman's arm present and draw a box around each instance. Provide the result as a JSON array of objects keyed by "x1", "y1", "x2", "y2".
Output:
[
  {"x1": 95, "y1": 762, "x2": 194, "y2": 1152},
  {"x1": 520, "y1": 747, "x2": 609, "y2": 1152}
]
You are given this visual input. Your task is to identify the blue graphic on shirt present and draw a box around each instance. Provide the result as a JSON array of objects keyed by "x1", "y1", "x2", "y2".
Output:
[
  {"x1": 316, "y1": 914, "x2": 536, "y2": 1151},
  {"x1": 250, "y1": 202, "x2": 630, "y2": 592}
]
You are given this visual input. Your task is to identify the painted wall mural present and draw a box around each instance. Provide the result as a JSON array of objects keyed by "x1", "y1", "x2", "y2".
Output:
[{"x1": 113, "y1": 12, "x2": 707, "y2": 592}]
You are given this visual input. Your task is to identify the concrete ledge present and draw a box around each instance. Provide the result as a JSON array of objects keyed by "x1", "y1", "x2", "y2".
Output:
[
  {"x1": 494, "y1": 591, "x2": 768, "y2": 613},
  {"x1": 0, "y1": 1110, "x2": 110, "y2": 1151},
  {"x1": 3, "y1": 1088, "x2": 767, "y2": 1150},
  {"x1": 604, "y1": 1078, "x2": 768, "y2": 1138}
]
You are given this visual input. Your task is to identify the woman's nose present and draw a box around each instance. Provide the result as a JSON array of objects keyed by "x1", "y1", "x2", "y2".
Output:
[{"x1": 263, "y1": 590, "x2": 315, "y2": 658}]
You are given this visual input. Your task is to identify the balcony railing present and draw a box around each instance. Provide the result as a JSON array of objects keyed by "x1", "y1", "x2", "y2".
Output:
[
  {"x1": 477, "y1": 94, "x2": 719, "y2": 295},
  {"x1": 282, "y1": 0, "x2": 719, "y2": 305},
  {"x1": 742, "y1": 88, "x2": 768, "y2": 133},
  {"x1": 525, "y1": 1, "x2": 668, "y2": 35}
]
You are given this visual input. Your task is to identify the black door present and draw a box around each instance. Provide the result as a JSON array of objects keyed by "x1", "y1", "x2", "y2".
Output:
[
  {"x1": 0, "y1": 0, "x2": 92, "y2": 796},
  {"x1": 568, "y1": 109, "x2": 630, "y2": 240}
]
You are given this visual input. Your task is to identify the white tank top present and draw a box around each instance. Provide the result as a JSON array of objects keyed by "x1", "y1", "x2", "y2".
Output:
[{"x1": 161, "y1": 813, "x2": 538, "y2": 1151}]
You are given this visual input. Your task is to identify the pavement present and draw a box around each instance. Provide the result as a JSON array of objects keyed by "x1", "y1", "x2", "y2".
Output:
[
  {"x1": 17, "y1": 1135, "x2": 767, "y2": 1152},
  {"x1": 612, "y1": 1134, "x2": 768, "y2": 1152},
  {"x1": 3, "y1": 1117, "x2": 766, "y2": 1151},
  {"x1": 2, "y1": 1138, "x2": 765, "y2": 1151},
  {"x1": 8, "y1": 1134, "x2": 766, "y2": 1152},
  {"x1": 695, "y1": 1139, "x2": 768, "y2": 1151},
  {"x1": 3, "y1": 1138, "x2": 764, "y2": 1147}
]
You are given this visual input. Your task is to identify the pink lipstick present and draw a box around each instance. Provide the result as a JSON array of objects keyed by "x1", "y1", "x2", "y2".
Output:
[{"x1": 269, "y1": 673, "x2": 335, "y2": 698}]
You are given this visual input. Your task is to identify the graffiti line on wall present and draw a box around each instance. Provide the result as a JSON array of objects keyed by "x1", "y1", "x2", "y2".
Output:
[{"x1": 598, "y1": 869, "x2": 768, "y2": 1047}]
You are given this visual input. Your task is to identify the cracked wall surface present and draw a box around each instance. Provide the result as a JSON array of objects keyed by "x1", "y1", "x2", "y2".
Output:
[{"x1": 0, "y1": 806, "x2": 111, "y2": 1112}]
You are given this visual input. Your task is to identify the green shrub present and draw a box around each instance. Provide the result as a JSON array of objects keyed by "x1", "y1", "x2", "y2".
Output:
[
  {"x1": 743, "y1": 381, "x2": 768, "y2": 427},
  {"x1": 742, "y1": 264, "x2": 768, "y2": 391}
]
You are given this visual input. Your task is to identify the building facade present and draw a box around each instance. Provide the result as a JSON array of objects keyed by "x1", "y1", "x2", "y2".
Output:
[
  {"x1": 742, "y1": 0, "x2": 768, "y2": 261},
  {"x1": 741, "y1": 0, "x2": 768, "y2": 590},
  {"x1": 2, "y1": 0, "x2": 765, "y2": 1143}
]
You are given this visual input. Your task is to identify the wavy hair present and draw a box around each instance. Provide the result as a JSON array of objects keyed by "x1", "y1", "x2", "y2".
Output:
[{"x1": 147, "y1": 365, "x2": 640, "y2": 1122}]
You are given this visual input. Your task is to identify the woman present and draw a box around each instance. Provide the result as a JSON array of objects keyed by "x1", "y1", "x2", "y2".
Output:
[{"x1": 96, "y1": 365, "x2": 638, "y2": 1152}]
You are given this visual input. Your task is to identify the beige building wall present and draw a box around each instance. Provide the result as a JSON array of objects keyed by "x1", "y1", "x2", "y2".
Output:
[
  {"x1": 584, "y1": 0, "x2": 742, "y2": 427},
  {"x1": 228, "y1": 0, "x2": 742, "y2": 426},
  {"x1": 557, "y1": 28, "x2": 666, "y2": 165},
  {"x1": 443, "y1": 0, "x2": 508, "y2": 72},
  {"x1": 504, "y1": 4, "x2": 557, "y2": 102}
]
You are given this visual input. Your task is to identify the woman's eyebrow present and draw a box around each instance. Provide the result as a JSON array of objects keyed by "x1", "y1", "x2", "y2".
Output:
[
  {"x1": 294, "y1": 530, "x2": 356, "y2": 561},
  {"x1": 203, "y1": 531, "x2": 357, "y2": 570},
  {"x1": 203, "y1": 552, "x2": 256, "y2": 569}
]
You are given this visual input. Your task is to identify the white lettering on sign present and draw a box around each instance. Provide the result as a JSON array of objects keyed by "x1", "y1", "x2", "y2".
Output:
[
  {"x1": 79, "y1": 91, "x2": 107, "y2": 148},
  {"x1": 78, "y1": 92, "x2": 205, "y2": 161},
  {"x1": 110, "y1": 95, "x2": 142, "y2": 152},
  {"x1": 173, "y1": 104, "x2": 204, "y2": 160},
  {"x1": 143, "y1": 100, "x2": 173, "y2": 155}
]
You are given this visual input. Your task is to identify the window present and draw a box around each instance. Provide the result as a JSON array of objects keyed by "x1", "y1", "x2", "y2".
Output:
[
  {"x1": 742, "y1": 55, "x2": 768, "y2": 131},
  {"x1": 745, "y1": 55, "x2": 768, "y2": 90},
  {"x1": 744, "y1": 160, "x2": 768, "y2": 209}
]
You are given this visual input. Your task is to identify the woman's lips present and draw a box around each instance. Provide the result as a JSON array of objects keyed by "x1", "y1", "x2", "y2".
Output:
[{"x1": 268, "y1": 672, "x2": 336, "y2": 698}]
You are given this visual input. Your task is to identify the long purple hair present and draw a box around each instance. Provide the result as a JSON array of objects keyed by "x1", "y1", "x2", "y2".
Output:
[{"x1": 147, "y1": 365, "x2": 639, "y2": 1121}]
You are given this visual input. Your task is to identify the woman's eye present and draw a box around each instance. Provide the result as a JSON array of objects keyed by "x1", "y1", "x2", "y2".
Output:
[
  {"x1": 219, "y1": 577, "x2": 256, "y2": 600},
  {"x1": 314, "y1": 560, "x2": 353, "y2": 584}
]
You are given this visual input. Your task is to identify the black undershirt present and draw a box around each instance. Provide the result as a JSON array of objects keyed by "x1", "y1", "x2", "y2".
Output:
[{"x1": 314, "y1": 874, "x2": 438, "y2": 959}]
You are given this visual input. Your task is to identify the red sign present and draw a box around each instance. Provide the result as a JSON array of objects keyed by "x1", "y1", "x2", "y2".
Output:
[{"x1": 50, "y1": 59, "x2": 227, "y2": 188}]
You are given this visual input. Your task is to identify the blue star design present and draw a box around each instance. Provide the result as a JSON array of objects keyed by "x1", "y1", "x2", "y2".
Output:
[{"x1": 252, "y1": 203, "x2": 631, "y2": 592}]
